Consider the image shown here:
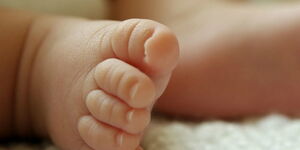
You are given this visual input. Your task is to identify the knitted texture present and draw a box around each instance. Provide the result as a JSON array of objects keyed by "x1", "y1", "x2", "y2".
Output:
[{"x1": 2, "y1": 114, "x2": 300, "y2": 150}]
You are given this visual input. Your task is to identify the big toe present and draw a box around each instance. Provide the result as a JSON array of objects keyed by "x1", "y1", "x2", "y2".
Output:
[{"x1": 111, "y1": 19, "x2": 180, "y2": 76}]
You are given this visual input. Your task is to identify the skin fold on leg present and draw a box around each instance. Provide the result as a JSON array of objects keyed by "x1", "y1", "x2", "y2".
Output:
[{"x1": 0, "y1": 8, "x2": 36, "y2": 138}]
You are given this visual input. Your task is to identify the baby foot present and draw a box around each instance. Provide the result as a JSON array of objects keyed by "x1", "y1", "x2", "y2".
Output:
[{"x1": 17, "y1": 18, "x2": 179, "y2": 150}]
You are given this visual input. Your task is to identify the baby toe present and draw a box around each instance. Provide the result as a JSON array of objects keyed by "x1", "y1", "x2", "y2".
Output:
[
  {"x1": 111, "y1": 19, "x2": 179, "y2": 76},
  {"x1": 93, "y1": 58, "x2": 156, "y2": 108},
  {"x1": 86, "y1": 89, "x2": 151, "y2": 134},
  {"x1": 78, "y1": 116, "x2": 141, "y2": 150}
]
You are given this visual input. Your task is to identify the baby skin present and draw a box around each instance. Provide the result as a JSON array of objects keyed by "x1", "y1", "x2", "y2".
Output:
[
  {"x1": 3, "y1": 1, "x2": 300, "y2": 150},
  {"x1": 115, "y1": 0, "x2": 300, "y2": 117},
  {"x1": 0, "y1": 9, "x2": 179, "y2": 150}
]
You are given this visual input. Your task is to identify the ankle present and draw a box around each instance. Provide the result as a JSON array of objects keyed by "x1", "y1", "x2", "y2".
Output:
[{"x1": 14, "y1": 14, "x2": 90, "y2": 138}]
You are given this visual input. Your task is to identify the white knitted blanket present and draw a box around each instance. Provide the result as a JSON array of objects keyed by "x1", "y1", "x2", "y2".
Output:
[
  {"x1": 2, "y1": 114, "x2": 300, "y2": 150},
  {"x1": 143, "y1": 114, "x2": 300, "y2": 150}
]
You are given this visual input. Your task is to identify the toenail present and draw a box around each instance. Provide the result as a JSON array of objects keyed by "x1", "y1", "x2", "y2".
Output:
[
  {"x1": 127, "y1": 109, "x2": 135, "y2": 122},
  {"x1": 116, "y1": 132, "x2": 124, "y2": 147},
  {"x1": 130, "y1": 83, "x2": 139, "y2": 100}
]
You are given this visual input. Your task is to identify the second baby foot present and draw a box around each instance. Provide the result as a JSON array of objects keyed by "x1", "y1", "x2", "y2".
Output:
[{"x1": 16, "y1": 18, "x2": 179, "y2": 150}]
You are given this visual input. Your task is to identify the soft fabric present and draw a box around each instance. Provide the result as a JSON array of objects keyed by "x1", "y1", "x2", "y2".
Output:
[
  {"x1": 143, "y1": 114, "x2": 300, "y2": 150},
  {"x1": 2, "y1": 114, "x2": 300, "y2": 150}
]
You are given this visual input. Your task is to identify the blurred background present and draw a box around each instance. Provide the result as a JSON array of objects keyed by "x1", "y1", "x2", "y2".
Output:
[{"x1": 0, "y1": 0, "x2": 110, "y2": 19}]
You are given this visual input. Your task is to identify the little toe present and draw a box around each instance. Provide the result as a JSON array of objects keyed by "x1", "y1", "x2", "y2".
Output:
[
  {"x1": 78, "y1": 116, "x2": 141, "y2": 150},
  {"x1": 94, "y1": 58, "x2": 156, "y2": 108},
  {"x1": 86, "y1": 89, "x2": 151, "y2": 134}
]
